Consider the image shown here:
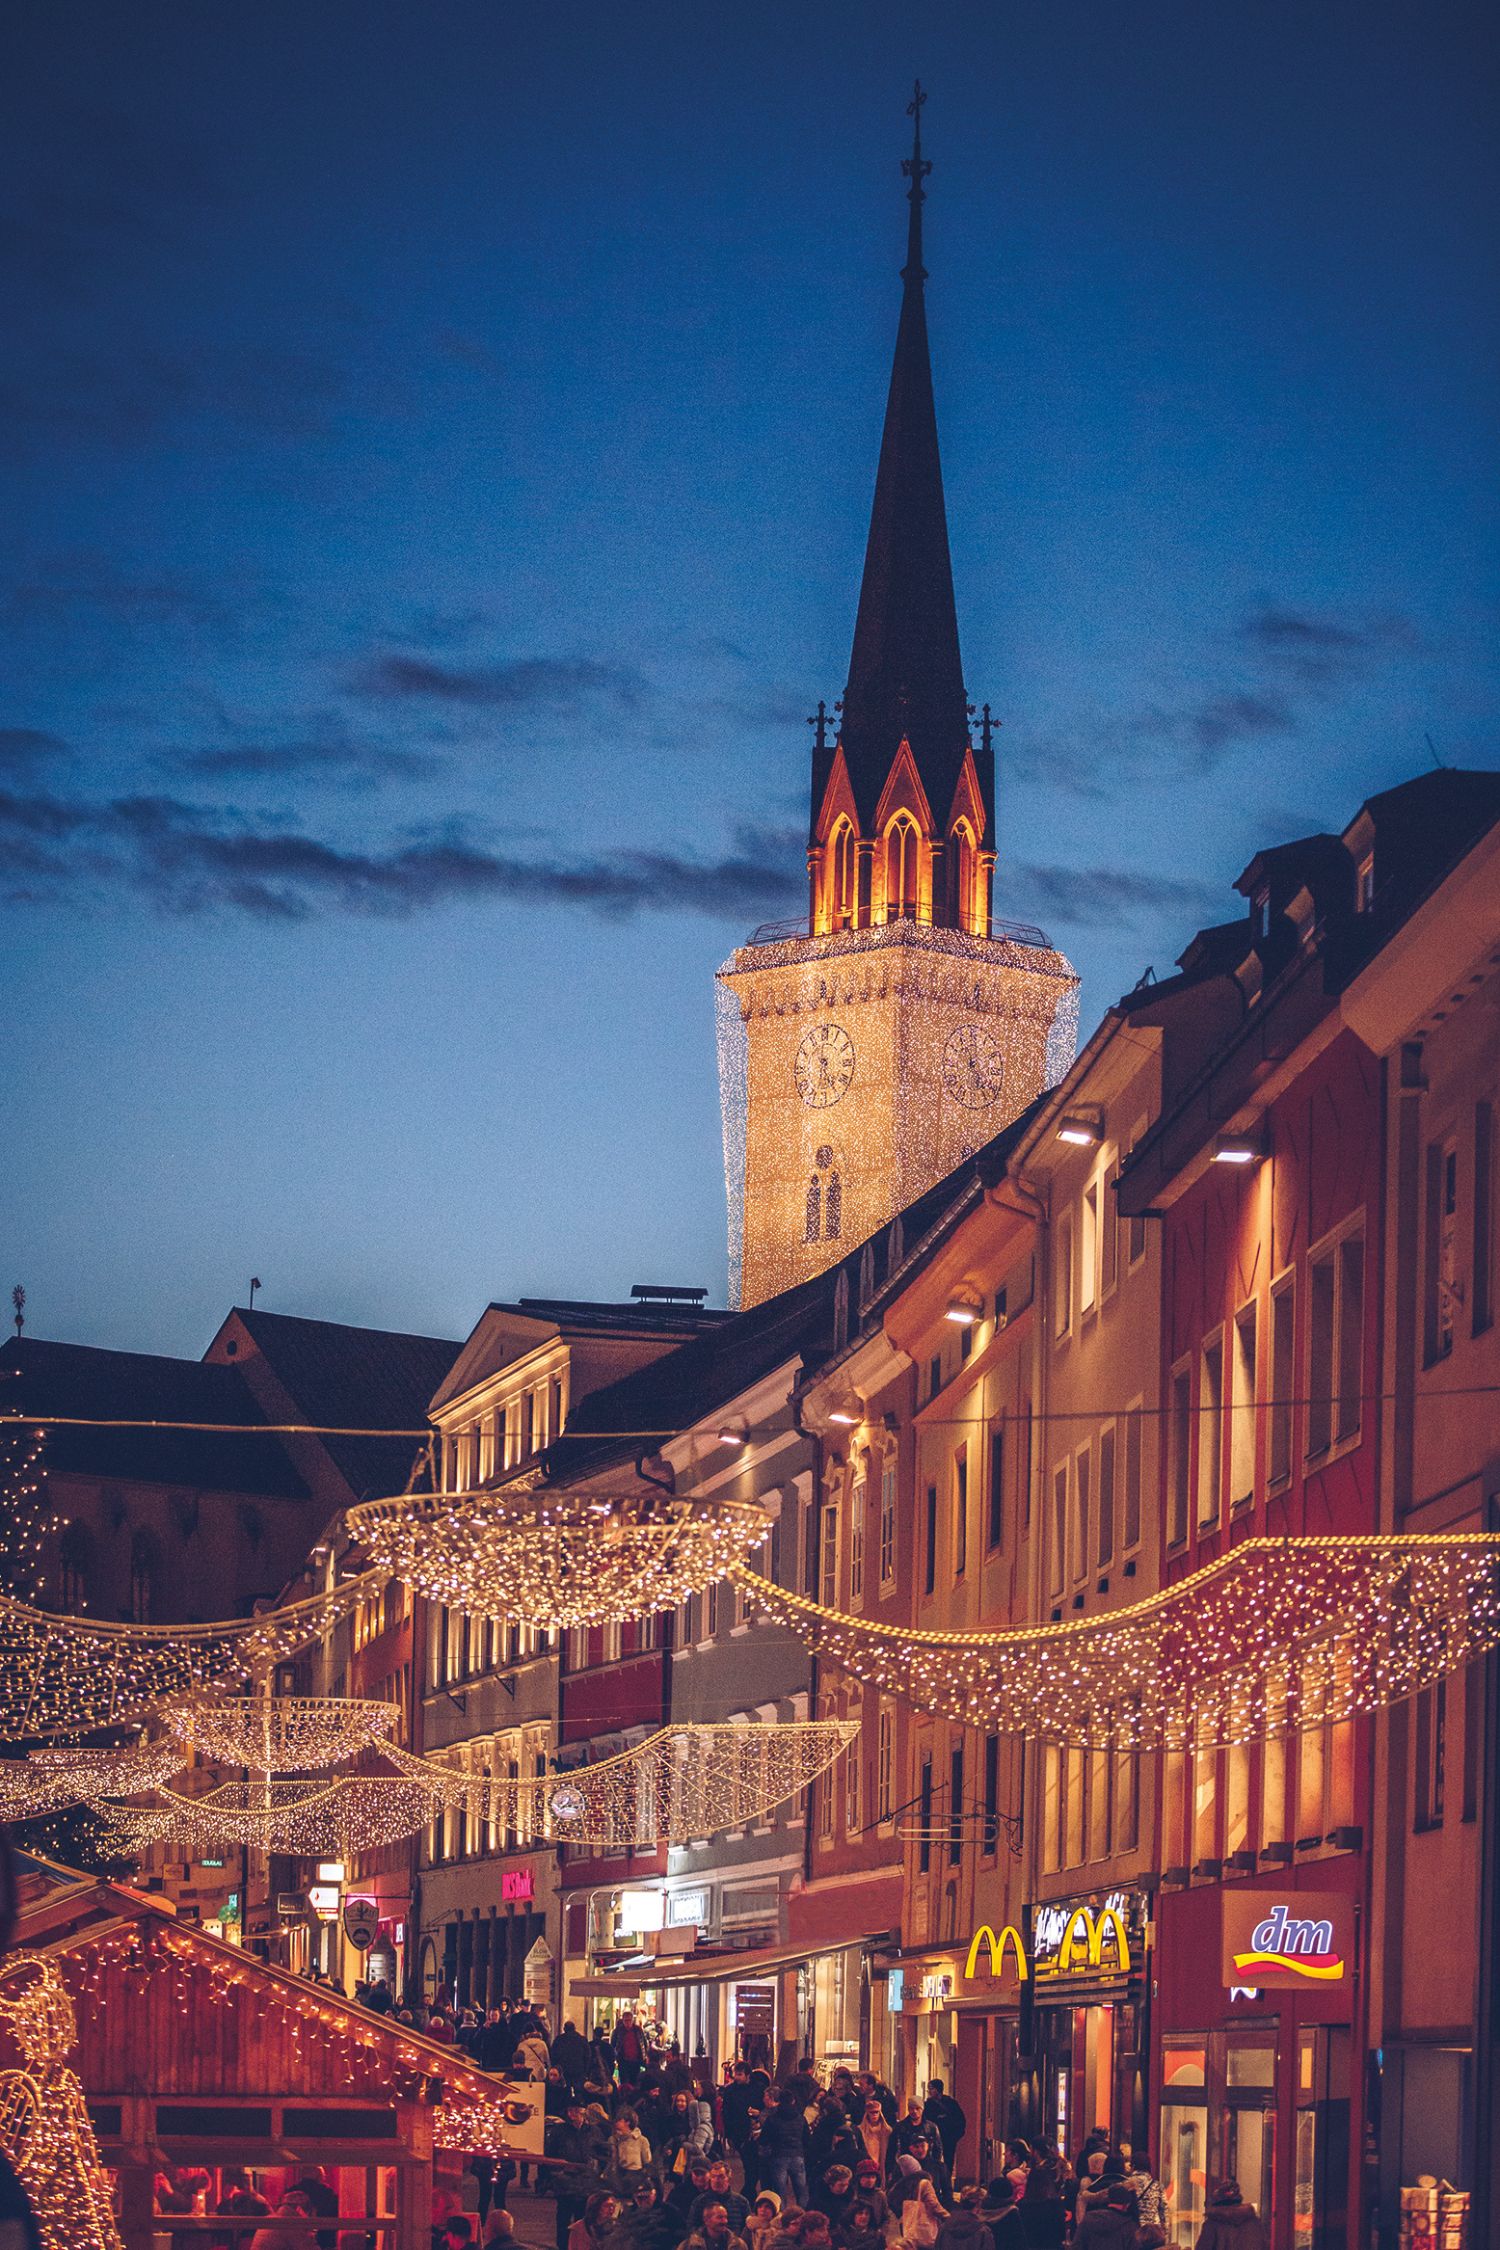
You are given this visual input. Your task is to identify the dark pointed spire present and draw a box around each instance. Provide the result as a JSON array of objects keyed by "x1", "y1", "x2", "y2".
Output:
[{"x1": 825, "y1": 83, "x2": 980, "y2": 840}]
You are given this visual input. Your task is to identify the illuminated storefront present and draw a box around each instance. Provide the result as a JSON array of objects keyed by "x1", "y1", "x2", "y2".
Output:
[{"x1": 1028, "y1": 1890, "x2": 1149, "y2": 2160}]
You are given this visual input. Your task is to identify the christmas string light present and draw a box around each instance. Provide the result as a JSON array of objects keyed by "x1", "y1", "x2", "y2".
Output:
[
  {"x1": 0, "y1": 1570, "x2": 378, "y2": 1742},
  {"x1": 0, "y1": 1737, "x2": 184, "y2": 1821},
  {"x1": 161, "y1": 1689, "x2": 400, "y2": 1769},
  {"x1": 347, "y1": 1480, "x2": 771, "y2": 1629},
  {"x1": 0, "y1": 1421, "x2": 65, "y2": 1605},
  {"x1": 0, "y1": 1953, "x2": 122, "y2": 2250},
  {"x1": 421, "y1": 1720, "x2": 860, "y2": 1846},
  {"x1": 730, "y1": 1534, "x2": 1500, "y2": 1751}
]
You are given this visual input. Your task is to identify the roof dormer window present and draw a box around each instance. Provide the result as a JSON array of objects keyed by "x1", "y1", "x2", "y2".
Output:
[
  {"x1": 1254, "y1": 890, "x2": 1271, "y2": 940},
  {"x1": 1357, "y1": 852, "x2": 1375, "y2": 912}
]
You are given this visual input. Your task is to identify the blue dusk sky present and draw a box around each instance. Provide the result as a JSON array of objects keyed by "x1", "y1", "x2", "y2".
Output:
[{"x1": 4, "y1": 0, "x2": 1497, "y2": 1356}]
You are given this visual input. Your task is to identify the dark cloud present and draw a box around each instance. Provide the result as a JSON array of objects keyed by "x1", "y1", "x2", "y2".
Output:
[
  {"x1": 0, "y1": 727, "x2": 68, "y2": 771},
  {"x1": 1017, "y1": 601, "x2": 1421, "y2": 796},
  {"x1": 0, "y1": 790, "x2": 801, "y2": 924},
  {"x1": 1012, "y1": 860, "x2": 1222, "y2": 932},
  {"x1": 352, "y1": 653, "x2": 647, "y2": 712}
]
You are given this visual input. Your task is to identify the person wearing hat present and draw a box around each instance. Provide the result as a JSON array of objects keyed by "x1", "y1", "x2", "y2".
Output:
[
  {"x1": 849, "y1": 2158, "x2": 891, "y2": 2235},
  {"x1": 1192, "y1": 2181, "x2": 1268, "y2": 2250},
  {"x1": 978, "y1": 2178, "x2": 1023, "y2": 2249},
  {"x1": 667, "y1": 2157, "x2": 716, "y2": 2233},
  {"x1": 745, "y1": 2189, "x2": 783, "y2": 2250}
]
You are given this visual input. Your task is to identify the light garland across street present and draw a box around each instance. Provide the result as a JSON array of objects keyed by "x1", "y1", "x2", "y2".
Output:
[
  {"x1": 730, "y1": 1534, "x2": 1500, "y2": 1751},
  {"x1": 161, "y1": 1690, "x2": 400, "y2": 1769},
  {"x1": 346, "y1": 1481, "x2": 772, "y2": 1629},
  {"x1": 0, "y1": 1572, "x2": 378, "y2": 1743}
]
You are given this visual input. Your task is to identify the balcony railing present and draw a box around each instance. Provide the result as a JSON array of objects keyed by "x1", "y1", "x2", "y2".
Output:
[{"x1": 745, "y1": 911, "x2": 1054, "y2": 949}]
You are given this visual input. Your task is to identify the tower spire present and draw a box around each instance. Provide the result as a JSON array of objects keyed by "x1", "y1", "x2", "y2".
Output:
[
  {"x1": 902, "y1": 79, "x2": 930, "y2": 285},
  {"x1": 821, "y1": 83, "x2": 983, "y2": 846}
]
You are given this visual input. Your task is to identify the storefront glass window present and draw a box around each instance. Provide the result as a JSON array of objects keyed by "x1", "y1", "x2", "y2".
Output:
[{"x1": 1160, "y1": 2043, "x2": 1207, "y2": 2249}]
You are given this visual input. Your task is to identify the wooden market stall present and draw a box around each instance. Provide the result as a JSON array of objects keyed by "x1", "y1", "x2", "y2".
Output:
[{"x1": 3, "y1": 1858, "x2": 536, "y2": 2247}]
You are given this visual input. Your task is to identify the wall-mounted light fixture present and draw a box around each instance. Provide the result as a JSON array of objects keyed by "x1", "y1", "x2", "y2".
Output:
[
  {"x1": 1213, "y1": 1130, "x2": 1265, "y2": 1167},
  {"x1": 1056, "y1": 1111, "x2": 1104, "y2": 1148},
  {"x1": 944, "y1": 1291, "x2": 982, "y2": 1327}
]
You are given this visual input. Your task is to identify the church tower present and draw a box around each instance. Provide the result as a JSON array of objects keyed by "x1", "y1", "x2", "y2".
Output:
[{"x1": 718, "y1": 90, "x2": 1079, "y2": 1309}]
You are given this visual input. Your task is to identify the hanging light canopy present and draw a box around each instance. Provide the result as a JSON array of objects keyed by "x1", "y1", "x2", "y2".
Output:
[
  {"x1": 731, "y1": 1534, "x2": 1500, "y2": 1753},
  {"x1": 0, "y1": 1739, "x2": 184, "y2": 1823},
  {"x1": 346, "y1": 1478, "x2": 771, "y2": 1630},
  {"x1": 161, "y1": 1692, "x2": 400, "y2": 1772},
  {"x1": 101, "y1": 1771, "x2": 450, "y2": 1858}
]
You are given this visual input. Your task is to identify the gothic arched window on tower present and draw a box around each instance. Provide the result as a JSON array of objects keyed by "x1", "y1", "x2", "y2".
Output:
[
  {"x1": 952, "y1": 820, "x2": 977, "y2": 933},
  {"x1": 886, "y1": 814, "x2": 920, "y2": 923},
  {"x1": 829, "y1": 818, "x2": 857, "y2": 931},
  {"x1": 805, "y1": 1172, "x2": 823, "y2": 1242},
  {"x1": 825, "y1": 1168, "x2": 843, "y2": 1239}
]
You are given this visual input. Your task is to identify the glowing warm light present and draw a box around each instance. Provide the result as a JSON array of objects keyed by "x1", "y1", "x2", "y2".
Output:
[
  {"x1": 347, "y1": 1480, "x2": 771, "y2": 1629},
  {"x1": 730, "y1": 1535, "x2": 1500, "y2": 1752},
  {"x1": 1213, "y1": 1131, "x2": 1264, "y2": 1165},
  {"x1": 1055, "y1": 1115, "x2": 1102, "y2": 1147},
  {"x1": 163, "y1": 1690, "x2": 399, "y2": 1770},
  {"x1": 0, "y1": 1954, "x2": 121, "y2": 2250}
]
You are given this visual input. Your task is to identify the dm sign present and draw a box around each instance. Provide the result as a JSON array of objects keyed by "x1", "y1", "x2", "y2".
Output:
[{"x1": 1221, "y1": 1891, "x2": 1353, "y2": 1990}]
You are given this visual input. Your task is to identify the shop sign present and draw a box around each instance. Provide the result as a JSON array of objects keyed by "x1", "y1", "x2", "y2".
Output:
[
  {"x1": 502, "y1": 1869, "x2": 535, "y2": 1903},
  {"x1": 342, "y1": 1895, "x2": 381, "y2": 1951},
  {"x1": 919, "y1": 1971, "x2": 954, "y2": 2002},
  {"x1": 523, "y1": 1935, "x2": 554, "y2": 2008},
  {"x1": 1221, "y1": 1892, "x2": 1353, "y2": 1989},
  {"x1": 307, "y1": 1886, "x2": 341, "y2": 1921},
  {"x1": 964, "y1": 1892, "x2": 1141, "y2": 1988},
  {"x1": 734, "y1": 1983, "x2": 775, "y2": 2035},
  {"x1": 887, "y1": 1969, "x2": 905, "y2": 2014}
]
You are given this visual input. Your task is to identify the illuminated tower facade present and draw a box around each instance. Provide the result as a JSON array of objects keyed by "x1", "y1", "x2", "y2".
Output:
[{"x1": 718, "y1": 90, "x2": 1079, "y2": 1309}]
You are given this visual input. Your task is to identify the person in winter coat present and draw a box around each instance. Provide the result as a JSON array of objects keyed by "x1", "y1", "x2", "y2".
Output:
[
  {"x1": 554, "y1": 2022, "x2": 595, "y2": 2093},
  {"x1": 604, "y1": 2178, "x2": 683, "y2": 2250},
  {"x1": 934, "y1": 2189, "x2": 993, "y2": 2250},
  {"x1": 1121, "y1": 2158, "x2": 1164, "y2": 2232},
  {"x1": 607, "y1": 2112, "x2": 658, "y2": 2194},
  {"x1": 1192, "y1": 2183, "x2": 1269, "y2": 2250},
  {"x1": 857, "y1": 2100, "x2": 892, "y2": 2179},
  {"x1": 1073, "y1": 2185, "x2": 1137, "y2": 2250},
  {"x1": 897, "y1": 2167, "x2": 947, "y2": 2249},
  {"x1": 569, "y1": 2192, "x2": 624, "y2": 2250},
  {"x1": 921, "y1": 2087, "x2": 966, "y2": 2179},
  {"x1": 744, "y1": 2190, "x2": 782, "y2": 2250},
  {"x1": 849, "y1": 2160, "x2": 890, "y2": 2235},
  {"x1": 810, "y1": 2100, "x2": 862, "y2": 2181},
  {"x1": 760, "y1": 2088, "x2": 811, "y2": 2209},
  {"x1": 1016, "y1": 2166, "x2": 1066, "y2": 2250},
  {"x1": 516, "y1": 2023, "x2": 552, "y2": 2079},
  {"x1": 810, "y1": 2166, "x2": 857, "y2": 2233},
  {"x1": 837, "y1": 2206, "x2": 884, "y2": 2250},
  {"x1": 681, "y1": 2205, "x2": 749, "y2": 2250},
  {"x1": 977, "y1": 2179, "x2": 1024, "y2": 2249},
  {"x1": 892, "y1": 2106, "x2": 933, "y2": 2169},
  {"x1": 613, "y1": 2013, "x2": 650, "y2": 2088},
  {"x1": 688, "y1": 2163, "x2": 751, "y2": 2237}
]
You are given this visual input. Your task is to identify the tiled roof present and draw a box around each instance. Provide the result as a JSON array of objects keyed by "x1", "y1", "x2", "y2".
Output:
[
  {"x1": 0, "y1": 1336, "x2": 309, "y2": 1498},
  {"x1": 227, "y1": 1308, "x2": 461, "y2": 1504}
]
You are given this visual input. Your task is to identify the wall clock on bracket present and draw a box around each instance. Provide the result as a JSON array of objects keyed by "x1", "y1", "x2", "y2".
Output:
[
  {"x1": 795, "y1": 1022, "x2": 856, "y2": 1109},
  {"x1": 943, "y1": 1023, "x2": 1006, "y2": 1109}
]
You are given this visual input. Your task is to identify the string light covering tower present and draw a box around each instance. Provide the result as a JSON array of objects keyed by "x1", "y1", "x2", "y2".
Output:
[
  {"x1": 347, "y1": 1475, "x2": 771, "y2": 1629},
  {"x1": 731, "y1": 1534, "x2": 1500, "y2": 1751},
  {"x1": 717, "y1": 86, "x2": 1078, "y2": 1308},
  {"x1": 0, "y1": 1952, "x2": 123, "y2": 2250}
]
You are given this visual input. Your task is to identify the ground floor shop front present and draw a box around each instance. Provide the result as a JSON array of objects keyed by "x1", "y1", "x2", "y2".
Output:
[{"x1": 1154, "y1": 1867, "x2": 1364, "y2": 2250}]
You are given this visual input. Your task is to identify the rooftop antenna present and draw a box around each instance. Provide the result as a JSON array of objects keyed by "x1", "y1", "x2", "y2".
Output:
[
  {"x1": 248, "y1": 1276, "x2": 261, "y2": 1311},
  {"x1": 10, "y1": 1285, "x2": 23, "y2": 1337},
  {"x1": 1425, "y1": 732, "x2": 1446, "y2": 770}
]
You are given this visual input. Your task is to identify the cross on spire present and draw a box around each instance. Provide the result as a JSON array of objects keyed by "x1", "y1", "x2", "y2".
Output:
[{"x1": 901, "y1": 79, "x2": 931, "y2": 282}]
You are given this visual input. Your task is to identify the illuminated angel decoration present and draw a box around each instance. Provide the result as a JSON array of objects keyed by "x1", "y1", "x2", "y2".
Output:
[{"x1": 0, "y1": 1953, "x2": 122, "y2": 2250}]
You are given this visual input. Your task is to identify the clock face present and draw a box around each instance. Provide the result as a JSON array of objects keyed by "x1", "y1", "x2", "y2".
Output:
[
  {"x1": 795, "y1": 1022, "x2": 856, "y2": 1109},
  {"x1": 550, "y1": 1785, "x2": 584, "y2": 1822},
  {"x1": 943, "y1": 1024, "x2": 1006, "y2": 1110}
]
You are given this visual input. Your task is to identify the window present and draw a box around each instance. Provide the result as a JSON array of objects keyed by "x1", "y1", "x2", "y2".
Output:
[
  {"x1": 877, "y1": 1704, "x2": 895, "y2": 1824},
  {"x1": 521, "y1": 1390, "x2": 535, "y2": 1458},
  {"x1": 1169, "y1": 1362, "x2": 1192, "y2": 1545},
  {"x1": 1043, "y1": 1746, "x2": 1062, "y2": 1873},
  {"x1": 849, "y1": 1474, "x2": 866, "y2": 1604},
  {"x1": 805, "y1": 1173, "x2": 822, "y2": 1243},
  {"x1": 953, "y1": 1449, "x2": 968, "y2": 1578},
  {"x1": 1230, "y1": 1303, "x2": 1258, "y2": 1507},
  {"x1": 846, "y1": 1717, "x2": 863, "y2": 1835},
  {"x1": 129, "y1": 1530, "x2": 159, "y2": 1623},
  {"x1": 886, "y1": 815, "x2": 920, "y2": 920},
  {"x1": 1198, "y1": 1330, "x2": 1224, "y2": 1528},
  {"x1": 1054, "y1": 1211, "x2": 1074, "y2": 1338},
  {"x1": 923, "y1": 1484, "x2": 938, "y2": 1596},
  {"x1": 928, "y1": 1352, "x2": 943, "y2": 1401},
  {"x1": 948, "y1": 1745, "x2": 965, "y2": 1864},
  {"x1": 1097, "y1": 1421, "x2": 1116, "y2": 1570},
  {"x1": 987, "y1": 1423, "x2": 1005, "y2": 1551},
  {"x1": 1065, "y1": 1747, "x2": 1085, "y2": 1866},
  {"x1": 983, "y1": 1733, "x2": 1000, "y2": 1852},
  {"x1": 1269, "y1": 1275, "x2": 1295, "y2": 1484},
  {"x1": 1123, "y1": 1406, "x2": 1143, "y2": 1552},
  {"x1": 1113, "y1": 1744, "x2": 1139, "y2": 1854},
  {"x1": 819, "y1": 1759, "x2": 836, "y2": 1841},
  {"x1": 879, "y1": 1457, "x2": 897, "y2": 1588},
  {"x1": 1297, "y1": 1720, "x2": 1326, "y2": 1843},
  {"x1": 1308, "y1": 1223, "x2": 1365, "y2": 1455},
  {"x1": 1414, "y1": 1679, "x2": 1446, "y2": 1831},
  {"x1": 1226, "y1": 1742, "x2": 1250, "y2": 1858},
  {"x1": 1424, "y1": 1142, "x2": 1458, "y2": 1362},
  {"x1": 705, "y1": 1585, "x2": 718, "y2": 1640},
  {"x1": 1080, "y1": 1180, "x2": 1099, "y2": 1315},
  {"x1": 1475, "y1": 1103, "x2": 1495, "y2": 1336},
  {"x1": 1261, "y1": 1672, "x2": 1287, "y2": 1848},
  {"x1": 820, "y1": 1503, "x2": 839, "y2": 1611},
  {"x1": 959, "y1": 1320, "x2": 974, "y2": 1363},
  {"x1": 1101, "y1": 1155, "x2": 1120, "y2": 1298},
  {"x1": 1192, "y1": 1718, "x2": 1217, "y2": 1864},
  {"x1": 1021, "y1": 1402, "x2": 1033, "y2": 1529},
  {"x1": 1356, "y1": 850, "x2": 1376, "y2": 911},
  {"x1": 1088, "y1": 1750, "x2": 1109, "y2": 1861},
  {"x1": 830, "y1": 817, "x2": 857, "y2": 929},
  {"x1": 1073, "y1": 1445, "x2": 1092, "y2": 1584},
  {"x1": 1127, "y1": 1118, "x2": 1150, "y2": 1267},
  {"x1": 952, "y1": 820, "x2": 977, "y2": 932},
  {"x1": 918, "y1": 1756, "x2": 934, "y2": 1872},
  {"x1": 1051, "y1": 1463, "x2": 1069, "y2": 1596}
]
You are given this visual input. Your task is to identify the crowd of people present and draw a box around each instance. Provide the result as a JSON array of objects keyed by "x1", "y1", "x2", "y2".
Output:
[{"x1": 434, "y1": 2007, "x2": 1269, "y2": 2250}]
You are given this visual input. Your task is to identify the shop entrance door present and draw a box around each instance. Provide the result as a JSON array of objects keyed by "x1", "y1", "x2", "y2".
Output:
[{"x1": 1160, "y1": 2043, "x2": 1208, "y2": 2249}]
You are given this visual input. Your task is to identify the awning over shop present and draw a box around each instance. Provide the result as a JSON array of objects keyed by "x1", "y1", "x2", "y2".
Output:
[{"x1": 590, "y1": 1937, "x2": 857, "y2": 1991}]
